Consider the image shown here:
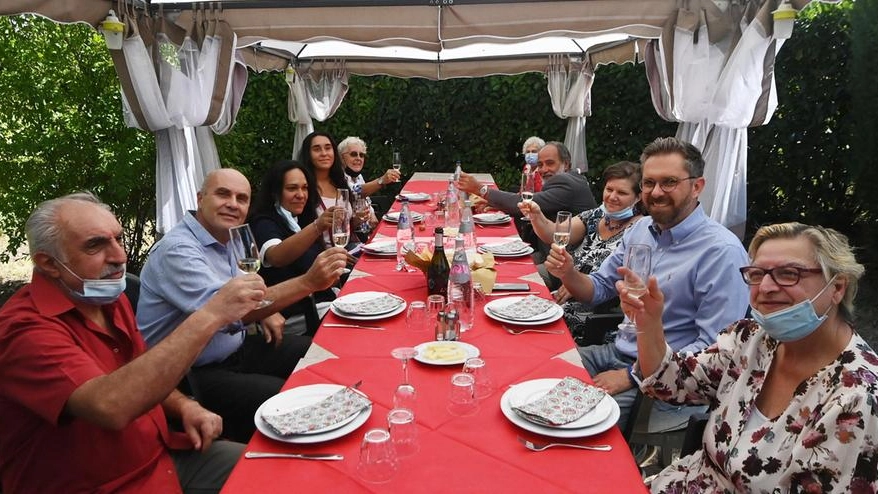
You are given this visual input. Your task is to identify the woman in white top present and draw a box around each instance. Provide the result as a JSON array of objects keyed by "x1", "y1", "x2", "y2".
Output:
[{"x1": 338, "y1": 136, "x2": 400, "y2": 239}]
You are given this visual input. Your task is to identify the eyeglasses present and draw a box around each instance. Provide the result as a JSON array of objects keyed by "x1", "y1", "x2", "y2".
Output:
[
  {"x1": 739, "y1": 266, "x2": 824, "y2": 286},
  {"x1": 345, "y1": 151, "x2": 367, "y2": 159},
  {"x1": 641, "y1": 176, "x2": 697, "y2": 193}
]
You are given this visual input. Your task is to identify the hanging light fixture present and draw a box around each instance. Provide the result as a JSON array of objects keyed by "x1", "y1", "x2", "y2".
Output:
[
  {"x1": 772, "y1": 1, "x2": 797, "y2": 40},
  {"x1": 98, "y1": 10, "x2": 125, "y2": 50}
]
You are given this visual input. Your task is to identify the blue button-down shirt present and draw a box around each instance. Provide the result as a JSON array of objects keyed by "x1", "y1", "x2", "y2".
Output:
[
  {"x1": 137, "y1": 212, "x2": 245, "y2": 366},
  {"x1": 588, "y1": 205, "x2": 750, "y2": 358}
]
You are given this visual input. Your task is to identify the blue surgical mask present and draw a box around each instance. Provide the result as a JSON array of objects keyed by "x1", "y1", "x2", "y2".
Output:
[
  {"x1": 56, "y1": 261, "x2": 127, "y2": 305},
  {"x1": 524, "y1": 153, "x2": 539, "y2": 166},
  {"x1": 751, "y1": 275, "x2": 836, "y2": 342},
  {"x1": 599, "y1": 203, "x2": 636, "y2": 221}
]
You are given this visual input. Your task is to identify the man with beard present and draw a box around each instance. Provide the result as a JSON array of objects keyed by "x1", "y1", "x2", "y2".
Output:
[{"x1": 544, "y1": 137, "x2": 749, "y2": 430}]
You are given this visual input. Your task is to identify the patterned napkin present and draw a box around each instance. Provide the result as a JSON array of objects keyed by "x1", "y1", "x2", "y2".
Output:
[
  {"x1": 261, "y1": 387, "x2": 371, "y2": 436},
  {"x1": 480, "y1": 240, "x2": 530, "y2": 255},
  {"x1": 474, "y1": 212, "x2": 510, "y2": 222},
  {"x1": 512, "y1": 377, "x2": 607, "y2": 426},
  {"x1": 490, "y1": 294, "x2": 554, "y2": 320},
  {"x1": 333, "y1": 293, "x2": 403, "y2": 315}
]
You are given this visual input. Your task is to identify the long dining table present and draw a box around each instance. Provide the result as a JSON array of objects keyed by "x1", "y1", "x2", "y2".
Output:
[{"x1": 221, "y1": 172, "x2": 646, "y2": 493}]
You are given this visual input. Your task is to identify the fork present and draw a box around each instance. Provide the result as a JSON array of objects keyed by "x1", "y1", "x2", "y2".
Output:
[
  {"x1": 503, "y1": 325, "x2": 564, "y2": 335},
  {"x1": 517, "y1": 436, "x2": 612, "y2": 452}
]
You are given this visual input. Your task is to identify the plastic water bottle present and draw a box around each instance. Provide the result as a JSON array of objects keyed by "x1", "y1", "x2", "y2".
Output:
[
  {"x1": 454, "y1": 160, "x2": 468, "y2": 204},
  {"x1": 445, "y1": 179, "x2": 460, "y2": 230},
  {"x1": 459, "y1": 199, "x2": 476, "y2": 249},
  {"x1": 447, "y1": 236, "x2": 473, "y2": 333},
  {"x1": 396, "y1": 198, "x2": 413, "y2": 269}
]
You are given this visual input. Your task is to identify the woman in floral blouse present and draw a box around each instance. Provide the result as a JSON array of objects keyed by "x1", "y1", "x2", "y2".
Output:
[
  {"x1": 622, "y1": 222, "x2": 877, "y2": 492},
  {"x1": 521, "y1": 161, "x2": 642, "y2": 343}
]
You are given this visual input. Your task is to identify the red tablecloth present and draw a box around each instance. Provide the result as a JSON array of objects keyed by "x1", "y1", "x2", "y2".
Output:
[{"x1": 221, "y1": 177, "x2": 645, "y2": 493}]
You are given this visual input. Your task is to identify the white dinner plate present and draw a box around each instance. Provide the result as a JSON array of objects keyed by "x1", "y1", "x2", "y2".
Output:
[
  {"x1": 329, "y1": 291, "x2": 408, "y2": 321},
  {"x1": 255, "y1": 384, "x2": 372, "y2": 443},
  {"x1": 500, "y1": 381, "x2": 620, "y2": 438},
  {"x1": 484, "y1": 297, "x2": 564, "y2": 326},
  {"x1": 397, "y1": 192, "x2": 431, "y2": 202},
  {"x1": 412, "y1": 341, "x2": 480, "y2": 366},
  {"x1": 383, "y1": 211, "x2": 424, "y2": 223},
  {"x1": 504, "y1": 378, "x2": 614, "y2": 429},
  {"x1": 361, "y1": 240, "x2": 397, "y2": 256}
]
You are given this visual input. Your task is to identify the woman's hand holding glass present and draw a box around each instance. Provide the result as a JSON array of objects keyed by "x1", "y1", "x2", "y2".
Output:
[
  {"x1": 354, "y1": 196, "x2": 372, "y2": 233},
  {"x1": 617, "y1": 244, "x2": 652, "y2": 341},
  {"x1": 554, "y1": 211, "x2": 572, "y2": 248},
  {"x1": 331, "y1": 207, "x2": 350, "y2": 247}
]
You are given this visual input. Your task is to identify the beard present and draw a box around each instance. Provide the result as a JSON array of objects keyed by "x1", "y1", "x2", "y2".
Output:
[{"x1": 646, "y1": 194, "x2": 696, "y2": 228}]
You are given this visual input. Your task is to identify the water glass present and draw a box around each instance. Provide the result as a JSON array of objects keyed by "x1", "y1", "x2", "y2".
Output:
[
  {"x1": 422, "y1": 212, "x2": 436, "y2": 233},
  {"x1": 462, "y1": 357, "x2": 494, "y2": 399},
  {"x1": 356, "y1": 428, "x2": 399, "y2": 484},
  {"x1": 387, "y1": 408, "x2": 419, "y2": 458},
  {"x1": 406, "y1": 301, "x2": 428, "y2": 332},
  {"x1": 427, "y1": 294, "x2": 445, "y2": 319},
  {"x1": 447, "y1": 372, "x2": 479, "y2": 417}
]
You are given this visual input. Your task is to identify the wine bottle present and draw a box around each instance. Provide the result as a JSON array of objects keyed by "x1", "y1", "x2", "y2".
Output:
[{"x1": 427, "y1": 227, "x2": 450, "y2": 297}]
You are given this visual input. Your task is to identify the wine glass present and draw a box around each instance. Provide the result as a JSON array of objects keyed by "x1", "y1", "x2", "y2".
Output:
[
  {"x1": 390, "y1": 347, "x2": 418, "y2": 413},
  {"x1": 228, "y1": 224, "x2": 272, "y2": 308},
  {"x1": 519, "y1": 171, "x2": 536, "y2": 221},
  {"x1": 618, "y1": 243, "x2": 651, "y2": 341},
  {"x1": 554, "y1": 210, "x2": 572, "y2": 248},
  {"x1": 392, "y1": 151, "x2": 402, "y2": 172},
  {"x1": 354, "y1": 196, "x2": 372, "y2": 234},
  {"x1": 336, "y1": 188, "x2": 351, "y2": 212},
  {"x1": 331, "y1": 207, "x2": 350, "y2": 247}
]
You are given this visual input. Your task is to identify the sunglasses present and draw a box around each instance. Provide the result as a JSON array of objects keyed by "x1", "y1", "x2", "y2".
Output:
[{"x1": 346, "y1": 151, "x2": 367, "y2": 159}]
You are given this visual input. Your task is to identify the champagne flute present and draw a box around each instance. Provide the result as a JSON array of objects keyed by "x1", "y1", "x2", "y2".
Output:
[
  {"x1": 392, "y1": 151, "x2": 402, "y2": 172},
  {"x1": 336, "y1": 188, "x2": 351, "y2": 212},
  {"x1": 519, "y1": 171, "x2": 536, "y2": 221},
  {"x1": 390, "y1": 347, "x2": 418, "y2": 413},
  {"x1": 331, "y1": 207, "x2": 350, "y2": 247},
  {"x1": 554, "y1": 210, "x2": 572, "y2": 247},
  {"x1": 228, "y1": 224, "x2": 272, "y2": 308},
  {"x1": 618, "y1": 243, "x2": 651, "y2": 340},
  {"x1": 354, "y1": 196, "x2": 372, "y2": 234}
]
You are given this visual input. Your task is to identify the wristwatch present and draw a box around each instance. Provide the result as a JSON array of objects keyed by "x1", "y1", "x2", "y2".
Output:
[{"x1": 478, "y1": 184, "x2": 489, "y2": 197}]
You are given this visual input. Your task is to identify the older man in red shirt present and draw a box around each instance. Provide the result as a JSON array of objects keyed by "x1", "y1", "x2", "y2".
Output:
[{"x1": 0, "y1": 192, "x2": 264, "y2": 493}]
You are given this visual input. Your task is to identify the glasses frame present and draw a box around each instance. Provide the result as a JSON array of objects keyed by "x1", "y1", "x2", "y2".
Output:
[
  {"x1": 641, "y1": 176, "x2": 698, "y2": 193},
  {"x1": 739, "y1": 265, "x2": 824, "y2": 287},
  {"x1": 346, "y1": 151, "x2": 367, "y2": 159}
]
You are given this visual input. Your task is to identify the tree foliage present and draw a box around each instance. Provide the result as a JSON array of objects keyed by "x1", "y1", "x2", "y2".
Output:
[
  {"x1": 0, "y1": 16, "x2": 155, "y2": 270},
  {"x1": 2, "y1": 1, "x2": 875, "y2": 277}
]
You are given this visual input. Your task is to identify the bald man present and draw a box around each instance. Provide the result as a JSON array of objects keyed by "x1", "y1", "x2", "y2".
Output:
[{"x1": 138, "y1": 168, "x2": 349, "y2": 442}]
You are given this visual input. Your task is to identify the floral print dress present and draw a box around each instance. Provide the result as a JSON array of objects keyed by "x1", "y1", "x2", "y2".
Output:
[
  {"x1": 562, "y1": 208, "x2": 631, "y2": 344},
  {"x1": 642, "y1": 319, "x2": 878, "y2": 493}
]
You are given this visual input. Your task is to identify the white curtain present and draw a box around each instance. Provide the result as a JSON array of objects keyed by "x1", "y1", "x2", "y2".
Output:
[
  {"x1": 645, "y1": 1, "x2": 784, "y2": 237},
  {"x1": 109, "y1": 9, "x2": 243, "y2": 234},
  {"x1": 286, "y1": 60, "x2": 350, "y2": 159},
  {"x1": 547, "y1": 54, "x2": 594, "y2": 172}
]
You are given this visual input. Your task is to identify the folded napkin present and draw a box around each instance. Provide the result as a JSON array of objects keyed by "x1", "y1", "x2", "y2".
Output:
[
  {"x1": 512, "y1": 377, "x2": 607, "y2": 426},
  {"x1": 481, "y1": 240, "x2": 530, "y2": 255},
  {"x1": 491, "y1": 294, "x2": 554, "y2": 320},
  {"x1": 261, "y1": 387, "x2": 371, "y2": 436},
  {"x1": 333, "y1": 294, "x2": 403, "y2": 315},
  {"x1": 474, "y1": 212, "x2": 510, "y2": 222}
]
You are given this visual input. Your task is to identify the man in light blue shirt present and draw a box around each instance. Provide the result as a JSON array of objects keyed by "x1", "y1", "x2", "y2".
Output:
[
  {"x1": 545, "y1": 137, "x2": 749, "y2": 429},
  {"x1": 138, "y1": 168, "x2": 349, "y2": 442}
]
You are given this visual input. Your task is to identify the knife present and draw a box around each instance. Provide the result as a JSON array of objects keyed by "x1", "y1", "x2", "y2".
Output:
[
  {"x1": 485, "y1": 291, "x2": 540, "y2": 297},
  {"x1": 324, "y1": 323, "x2": 386, "y2": 330},
  {"x1": 245, "y1": 451, "x2": 344, "y2": 461}
]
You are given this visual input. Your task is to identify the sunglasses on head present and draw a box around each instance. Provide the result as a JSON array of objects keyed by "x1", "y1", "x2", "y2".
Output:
[{"x1": 346, "y1": 151, "x2": 367, "y2": 159}]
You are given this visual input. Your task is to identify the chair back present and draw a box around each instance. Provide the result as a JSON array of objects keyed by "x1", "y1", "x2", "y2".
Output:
[{"x1": 124, "y1": 272, "x2": 141, "y2": 313}]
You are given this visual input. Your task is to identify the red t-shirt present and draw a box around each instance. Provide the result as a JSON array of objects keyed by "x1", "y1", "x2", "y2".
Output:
[{"x1": 0, "y1": 272, "x2": 191, "y2": 493}]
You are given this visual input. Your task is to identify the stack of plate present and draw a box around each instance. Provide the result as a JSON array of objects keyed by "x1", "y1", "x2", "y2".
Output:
[
  {"x1": 255, "y1": 384, "x2": 373, "y2": 444},
  {"x1": 329, "y1": 291, "x2": 407, "y2": 320},
  {"x1": 383, "y1": 211, "x2": 424, "y2": 223},
  {"x1": 361, "y1": 240, "x2": 397, "y2": 256},
  {"x1": 473, "y1": 212, "x2": 512, "y2": 225},
  {"x1": 483, "y1": 296, "x2": 563, "y2": 326},
  {"x1": 478, "y1": 240, "x2": 534, "y2": 257},
  {"x1": 397, "y1": 192, "x2": 432, "y2": 202},
  {"x1": 500, "y1": 378, "x2": 620, "y2": 438}
]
